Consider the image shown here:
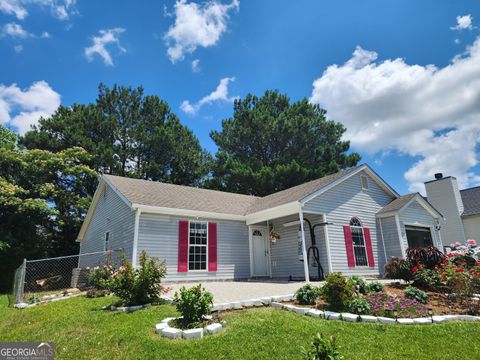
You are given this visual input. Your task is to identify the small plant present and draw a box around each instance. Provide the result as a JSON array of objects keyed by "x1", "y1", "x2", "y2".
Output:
[
  {"x1": 365, "y1": 292, "x2": 428, "y2": 318},
  {"x1": 302, "y1": 333, "x2": 343, "y2": 360},
  {"x1": 86, "y1": 289, "x2": 109, "y2": 298},
  {"x1": 174, "y1": 284, "x2": 214, "y2": 327},
  {"x1": 347, "y1": 297, "x2": 371, "y2": 315},
  {"x1": 384, "y1": 257, "x2": 413, "y2": 282},
  {"x1": 27, "y1": 294, "x2": 40, "y2": 304},
  {"x1": 413, "y1": 268, "x2": 441, "y2": 290},
  {"x1": 407, "y1": 246, "x2": 445, "y2": 269},
  {"x1": 366, "y1": 281, "x2": 384, "y2": 293},
  {"x1": 404, "y1": 286, "x2": 428, "y2": 304},
  {"x1": 295, "y1": 283, "x2": 321, "y2": 305},
  {"x1": 320, "y1": 273, "x2": 353, "y2": 311},
  {"x1": 347, "y1": 276, "x2": 367, "y2": 295},
  {"x1": 88, "y1": 264, "x2": 114, "y2": 290}
]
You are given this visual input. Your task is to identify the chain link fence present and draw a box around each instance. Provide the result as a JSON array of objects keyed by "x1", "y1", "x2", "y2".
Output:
[{"x1": 10, "y1": 249, "x2": 123, "y2": 305}]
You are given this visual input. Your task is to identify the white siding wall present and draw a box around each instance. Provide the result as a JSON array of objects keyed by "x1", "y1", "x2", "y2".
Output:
[
  {"x1": 425, "y1": 177, "x2": 466, "y2": 245},
  {"x1": 137, "y1": 213, "x2": 250, "y2": 282},
  {"x1": 79, "y1": 185, "x2": 135, "y2": 267},
  {"x1": 303, "y1": 171, "x2": 395, "y2": 276},
  {"x1": 379, "y1": 216, "x2": 403, "y2": 263},
  {"x1": 463, "y1": 215, "x2": 480, "y2": 241},
  {"x1": 269, "y1": 213, "x2": 327, "y2": 279},
  {"x1": 399, "y1": 202, "x2": 442, "y2": 250}
]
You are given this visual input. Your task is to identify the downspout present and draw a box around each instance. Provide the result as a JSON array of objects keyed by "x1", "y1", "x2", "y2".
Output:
[
  {"x1": 132, "y1": 208, "x2": 141, "y2": 268},
  {"x1": 299, "y1": 209, "x2": 310, "y2": 282}
]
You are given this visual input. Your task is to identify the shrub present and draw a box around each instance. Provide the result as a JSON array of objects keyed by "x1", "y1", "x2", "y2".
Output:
[
  {"x1": 407, "y1": 246, "x2": 445, "y2": 269},
  {"x1": 384, "y1": 257, "x2": 413, "y2": 282},
  {"x1": 413, "y1": 268, "x2": 441, "y2": 290},
  {"x1": 404, "y1": 286, "x2": 428, "y2": 304},
  {"x1": 302, "y1": 333, "x2": 343, "y2": 360},
  {"x1": 320, "y1": 273, "x2": 353, "y2": 311},
  {"x1": 347, "y1": 297, "x2": 371, "y2": 315},
  {"x1": 365, "y1": 292, "x2": 428, "y2": 318},
  {"x1": 295, "y1": 284, "x2": 321, "y2": 305},
  {"x1": 366, "y1": 281, "x2": 384, "y2": 293},
  {"x1": 108, "y1": 251, "x2": 168, "y2": 306},
  {"x1": 174, "y1": 284, "x2": 214, "y2": 327},
  {"x1": 88, "y1": 264, "x2": 114, "y2": 290},
  {"x1": 347, "y1": 276, "x2": 367, "y2": 295}
]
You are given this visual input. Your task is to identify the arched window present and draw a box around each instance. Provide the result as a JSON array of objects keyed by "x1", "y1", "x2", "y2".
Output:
[{"x1": 350, "y1": 217, "x2": 368, "y2": 266}]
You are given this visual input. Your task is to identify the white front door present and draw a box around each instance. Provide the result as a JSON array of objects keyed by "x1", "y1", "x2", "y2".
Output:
[{"x1": 252, "y1": 227, "x2": 268, "y2": 276}]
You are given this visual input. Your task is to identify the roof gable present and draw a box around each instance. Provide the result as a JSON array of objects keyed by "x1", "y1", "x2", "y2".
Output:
[{"x1": 378, "y1": 193, "x2": 442, "y2": 219}]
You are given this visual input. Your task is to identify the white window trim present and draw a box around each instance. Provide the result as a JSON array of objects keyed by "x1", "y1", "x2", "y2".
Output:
[
  {"x1": 187, "y1": 220, "x2": 209, "y2": 272},
  {"x1": 350, "y1": 218, "x2": 369, "y2": 267},
  {"x1": 403, "y1": 222, "x2": 435, "y2": 248}
]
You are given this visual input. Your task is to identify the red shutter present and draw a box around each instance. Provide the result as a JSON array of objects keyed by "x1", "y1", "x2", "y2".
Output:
[
  {"x1": 343, "y1": 225, "x2": 355, "y2": 268},
  {"x1": 363, "y1": 227, "x2": 375, "y2": 268},
  {"x1": 177, "y1": 221, "x2": 189, "y2": 272},
  {"x1": 208, "y1": 222, "x2": 218, "y2": 272}
]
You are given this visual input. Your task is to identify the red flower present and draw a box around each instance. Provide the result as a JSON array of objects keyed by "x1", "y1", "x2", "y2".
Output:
[
  {"x1": 440, "y1": 269, "x2": 445, "y2": 273},
  {"x1": 455, "y1": 268, "x2": 464, "y2": 272}
]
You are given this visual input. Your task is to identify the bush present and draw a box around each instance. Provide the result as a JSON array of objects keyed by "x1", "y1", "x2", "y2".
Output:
[
  {"x1": 302, "y1": 333, "x2": 343, "y2": 360},
  {"x1": 295, "y1": 283, "x2": 321, "y2": 305},
  {"x1": 320, "y1": 273, "x2": 353, "y2": 311},
  {"x1": 174, "y1": 284, "x2": 214, "y2": 327},
  {"x1": 88, "y1": 264, "x2": 114, "y2": 290},
  {"x1": 413, "y1": 268, "x2": 441, "y2": 290},
  {"x1": 108, "y1": 251, "x2": 167, "y2": 306},
  {"x1": 347, "y1": 276, "x2": 367, "y2": 295},
  {"x1": 366, "y1": 281, "x2": 384, "y2": 293},
  {"x1": 384, "y1": 257, "x2": 413, "y2": 282},
  {"x1": 407, "y1": 246, "x2": 445, "y2": 269},
  {"x1": 347, "y1": 297, "x2": 371, "y2": 315},
  {"x1": 404, "y1": 286, "x2": 428, "y2": 304}
]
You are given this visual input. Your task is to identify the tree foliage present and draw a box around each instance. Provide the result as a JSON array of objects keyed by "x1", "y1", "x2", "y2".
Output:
[
  {"x1": 207, "y1": 90, "x2": 360, "y2": 196},
  {"x1": 22, "y1": 83, "x2": 209, "y2": 185},
  {"x1": 0, "y1": 129, "x2": 97, "y2": 290}
]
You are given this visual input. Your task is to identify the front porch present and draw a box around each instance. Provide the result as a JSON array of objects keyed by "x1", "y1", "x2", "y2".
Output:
[{"x1": 246, "y1": 208, "x2": 332, "y2": 282}]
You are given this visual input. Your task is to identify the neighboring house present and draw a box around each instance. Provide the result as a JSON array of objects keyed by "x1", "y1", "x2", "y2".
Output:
[
  {"x1": 77, "y1": 164, "x2": 443, "y2": 282},
  {"x1": 424, "y1": 173, "x2": 480, "y2": 246}
]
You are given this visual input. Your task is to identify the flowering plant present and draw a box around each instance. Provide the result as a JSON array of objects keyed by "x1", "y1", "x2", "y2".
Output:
[{"x1": 365, "y1": 292, "x2": 428, "y2": 318}]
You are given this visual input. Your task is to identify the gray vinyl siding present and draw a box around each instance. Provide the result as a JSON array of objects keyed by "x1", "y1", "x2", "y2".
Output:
[
  {"x1": 303, "y1": 170, "x2": 395, "y2": 276},
  {"x1": 137, "y1": 213, "x2": 250, "y2": 282},
  {"x1": 399, "y1": 202, "x2": 442, "y2": 250},
  {"x1": 269, "y1": 213, "x2": 327, "y2": 280},
  {"x1": 379, "y1": 216, "x2": 403, "y2": 267},
  {"x1": 79, "y1": 184, "x2": 135, "y2": 267}
]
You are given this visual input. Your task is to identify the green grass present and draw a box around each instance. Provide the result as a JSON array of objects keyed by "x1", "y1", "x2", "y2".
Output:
[{"x1": 0, "y1": 295, "x2": 479, "y2": 359}]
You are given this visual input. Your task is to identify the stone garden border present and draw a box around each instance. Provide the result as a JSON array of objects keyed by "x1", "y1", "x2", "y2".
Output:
[{"x1": 155, "y1": 316, "x2": 224, "y2": 340}]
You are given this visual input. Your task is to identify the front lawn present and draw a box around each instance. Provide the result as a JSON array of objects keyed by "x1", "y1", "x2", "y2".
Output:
[{"x1": 0, "y1": 295, "x2": 479, "y2": 359}]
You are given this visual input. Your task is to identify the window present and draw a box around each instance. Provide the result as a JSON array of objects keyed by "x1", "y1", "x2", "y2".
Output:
[
  {"x1": 350, "y1": 218, "x2": 368, "y2": 266},
  {"x1": 188, "y1": 222, "x2": 208, "y2": 271},
  {"x1": 361, "y1": 175, "x2": 369, "y2": 190},
  {"x1": 104, "y1": 231, "x2": 110, "y2": 251},
  {"x1": 405, "y1": 226, "x2": 433, "y2": 248}
]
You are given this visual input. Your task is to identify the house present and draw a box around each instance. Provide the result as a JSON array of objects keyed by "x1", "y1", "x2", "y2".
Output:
[
  {"x1": 424, "y1": 173, "x2": 480, "y2": 246},
  {"x1": 77, "y1": 164, "x2": 443, "y2": 282}
]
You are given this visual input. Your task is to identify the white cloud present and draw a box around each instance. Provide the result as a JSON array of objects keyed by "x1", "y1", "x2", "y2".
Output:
[
  {"x1": 0, "y1": 81, "x2": 61, "y2": 134},
  {"x1": 309, "y1": 39, "x2": 480, "y2": 193},
  {"x1": 451, "y1": 14, "x2": 473, "y2": 31},
  {"x1": 191, "y1": 58, "x2": 200, "y2": 72},
  {"x1": 0, "y1": 0, "x2": 77, "y2": 21},
  {"x1": 0, "y1": 0, "x2": 28, "y2": 19},
  {"x1": 181, "y1": 77, "x2": 236, "y2": 114},
  {"x1": 41, "y1": 31, "x2": 50, "y2": 38},
  {"x1": 164, "y1": 0, "x2": 239, "y2": 63},
  {"x1": 85, "y1": 28, "x2": 126, "y2": 66},
  {"x1": 14, "y1": 44, "x2": 23, "y2": 52},
  {"x1": 1, "y1": 22, "x2": 30, "y2": 38}
]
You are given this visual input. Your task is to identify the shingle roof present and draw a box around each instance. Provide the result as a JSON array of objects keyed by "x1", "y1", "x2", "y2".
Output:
[
  {"x1": 104, "y1": 165, "x2": 364, "y2": 216},
  {"x1": 104, "y1": 175, "x2": 259, "y2": 216},
  {"x1": 246, "y1": 166, "x2": 362, "y2": 214},
  {"x1": 378, "y1": 193, "x2": 417, "y2": 214},
  {"x1": 461, "y1": 186, "x2": 480, "y2": 217}
]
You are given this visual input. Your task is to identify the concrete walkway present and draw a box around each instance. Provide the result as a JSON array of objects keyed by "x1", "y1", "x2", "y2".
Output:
[{"x1": 165, "y1": 279, "x2": 395, "y2": 304}]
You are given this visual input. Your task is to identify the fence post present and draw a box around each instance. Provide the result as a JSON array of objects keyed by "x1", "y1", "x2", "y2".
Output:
[{"x1": 17, "y1": 258, "x2": 27, "y2": 304}]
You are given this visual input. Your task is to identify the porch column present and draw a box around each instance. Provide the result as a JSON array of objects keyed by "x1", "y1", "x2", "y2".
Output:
[{"x1": 299, "y1": 209, "x2": 310, "y2": 282}]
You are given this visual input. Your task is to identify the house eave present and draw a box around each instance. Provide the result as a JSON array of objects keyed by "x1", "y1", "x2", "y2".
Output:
[{"x1": 131, "y1": 204, "x2": 246, "y2": 221}]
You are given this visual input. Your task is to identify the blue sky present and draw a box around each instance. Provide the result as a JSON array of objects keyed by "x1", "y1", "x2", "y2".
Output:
[{"x1": 1, "y1": 0, "x2": 480, "y2": 195}]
